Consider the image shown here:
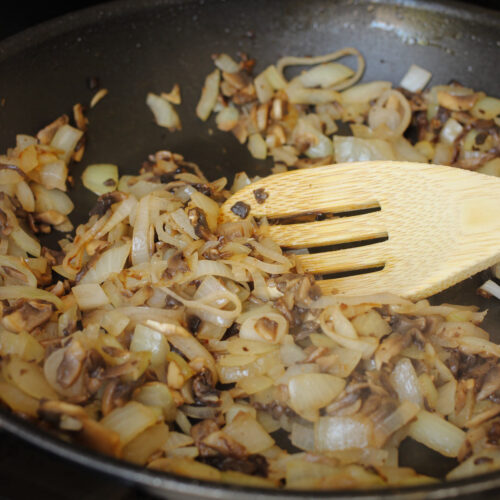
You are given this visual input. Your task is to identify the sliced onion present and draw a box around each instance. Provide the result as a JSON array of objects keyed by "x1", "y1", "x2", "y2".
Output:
[
  {"x1": 368, "y1": 90, "x2": 412, "y2": 138},
  {"x1": 133, "y1": 382, "x2": 176, "y2": 421},
  {"x1": 471, "y1": 96, "x2": 500, "y2": 120},
  {"x1": 297, "y1": 62, "x2": 354, "y2": 89},
  {"x1": 164, "y1": 286, "x2": 241, "y2": 328},
  {"x1": 223, "y1": 412, "x2": 274, "y2": 454},
  {"x1": 213, "y1": 53, "x2": 240, "y2": 73},
  {"x1": 374, "y1": 400, "x2": 420, "y2": 446},
  {"x1": 262, "y1": 65, "x2": 287, "y2": 90},
  {"x1": 32, "y1": 184, "x2": 74, "y2": 215},
  {"x1": 288, "y1": 373, "x2": 345, "y2": 422},
  {"x1": 79, "y1": 240, "x2": 131, "y2": 284},
  {"x1": 18, "y1": 144, "x2": 38, "y2": 173},
  {"x1": 340, "y1": 81, "x2": 392, "y2": 104},
  {"x1": 477, "y1": 158, "x2": 500, "y2": 177},
  {"x1": 10, "y1": 225, "x2": 41, "y2": 258},
  {"x1": 3, "y1": 355, "x2": 59, "y2": 400},
  {"x1": 0, "y1": 285, "x2": 62, "y2": 309},
  {"x1": 0, "y1": 255, "x2": 37, "y2": 287},
  {"x1": 171, "y1": 207, "x2": 197, "y2": 240},
  {"x1": 50, "y1": 124, "x2": 83, "y2": 163},
  {"x1": 351, "y1": 309, "x2": 391, "y2": 338},
  {"x1": 434, "y1": 142, "x2": 457, "y2": 165},
  {"x1": 333, "y1": 136, "x2": 396, "y2": 163},
  {"x1": 15, "y1": 181, "x2": 35, "y2": 212},
  {"x1": 196, "y1": 69, "x2": 220, "y2": 121},
  {"x1": 146, "y1": 93, "x2": 181, "y2": 131},
  {"x1": 254, "y1": 71, "x2": 274, "y2": 104},
  {"x1": 315, "y1": 416, "x2": 372, "y2": 451},
  {"x1": 95, "y1": 195, "x2": 137, "y2": 239},
  {"x1": 216, "y1": 106, "x2": 240, "y2": 131},
  {"x1": 237, "y1": 374, "x2": 273, "y2": 395},
  {"x1": 100, "y1": 401, "x2": 160, "y2": 446},
  {"x1": 192, "y1": 260, "x2": 235, "y2": 281},
  {"x1": 100, "y1": 309, "x2": 130, "y2": 336},
  {"x1": 447, "y1": 449, "x2": 500, "y2": 480},
  {"x1": 292, "y1": 117, "x2": 333, "y2": 158},
  {"x1": 0, "y1": 167, "x2": 24, "y2": 184},
  {"x1": 478, "y1": 279, "x2": 500, "y2": 300},
  {"x1": 82, "y1": 164, "x2": 119, "y2": 195},
  {"x1": 162, "y1": 431, "x2": 194, "y2": 452},
  {"x1": 290, "y1": 421, "x2": 315, "y2": 451},
  {"x1": 247, "y1": 133, "x2": 268, "y2": 160},
  {"x1": 39, "y1": 160, "x2": 67, "y2": 191},
  {"x1": 189, "y1": 189, "x2": 219, "y2": 232},
  {"x1": 407, "y1": 410, "x2": 465, "y2": 458},
  {"x1": 399, "y1": 64, "x2": 432, "y2": 92},
  {"x1": 0, "y1": 330, "x2": 44, "y2": 362},
  {"x1": 286, "y1": 86, "x2": 341, "y2": 105},
  {"x1": 72, "y1": 283, "x2": 110, "y2": 310},
  {"x1": 326, "y1": 346, "x2": 362, "y2": 378},
  {"x1": 239, "y1": 312, "x2": 288, "y2": 345},
  {"x1": 122, "y1": 423, "x2": 169, "y2": 465},
  {"x1": 168, "y1": 334, "x2": 216, "y2": 376},
  {"x1": 280, "y1": 339, "x2": 307, "y2": 366},
  {"x1": 0, "y1": 380, "x2": 39, "y2": 417},
  {"x1": 132, "y1": 195, "x2": 152, "y2": 265},
  {"x1": 440, "y1": 118, "x2": 464, "y2": 144},
  {"x1": 130, "y1": 323, "x2": 170, "y2": 369},
  {"x1": 277, "y1": 47, "x2": 364, "y2": 91},
  {"x1": 320, "y1": 308, "x2": 378, "y2": 359},
  {"x1": 330, "y1": 304, "x2": 358, "y2": 339},
  {"x1": 16, "y1": 134, "x2": 37, "y2": 151},
  {"x1": 391, "y1": 137, "x2": 428, "y2": 163},
  {"x1": 390, "y1": 358, "x2": 423, "y2": 407},
  {"x1": 149, "y1": 457, "x2": 220, "y2": 481}
]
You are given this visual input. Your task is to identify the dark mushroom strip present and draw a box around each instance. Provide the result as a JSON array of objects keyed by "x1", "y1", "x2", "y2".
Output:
[{"x1": 2, "y1": 300, "x2": 53, "y2": 333}]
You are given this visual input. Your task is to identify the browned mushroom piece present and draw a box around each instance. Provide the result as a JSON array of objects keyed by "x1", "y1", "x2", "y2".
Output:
[
  {"x1": 187, "y1": 207, "x2": 216, "y2": 241},
  {"x1": 192, "y1": 369, "x2": 220, "y2": 407},
  {"x1": 89, "y1": 191, "x2": 128, "y2": 216},
  {"x1": 374, "y1": 332, "x2": 409, "y2": 368},
  {"x1": 200, "y1": 451, "x2": 269, "y2": 477},
  {"x1": 201, "y1": 429, "x2": 248, "y2": 459},
  {"x1": 36, "y1": 115, "x2": 70, "y2": 145},
  {"x1": 73, "y1": 103, "x2": 89, "y2": 132},
  {"x1": 437, "y1": 91, "x2": 481, "y2": 112},
  {"x1": 56, "y1": 339, "x2": 87, "y2": 389},
  {"x1": 191, "y1": 419, "x2": 220, "y2": 456},
  {"x1": 1, "y1": 300, "x2": 53, "y2": 333},
  {"x1": 38, "y1": 399, "x2": 121, "y2": 457},
  {"x1": 0, "y1": 265, "x2": 30, "y2": 285}
]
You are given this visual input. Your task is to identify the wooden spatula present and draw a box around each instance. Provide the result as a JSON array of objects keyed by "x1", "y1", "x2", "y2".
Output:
[{"x1": 219, "y1": 161, "x2": 500, "y2": 300}]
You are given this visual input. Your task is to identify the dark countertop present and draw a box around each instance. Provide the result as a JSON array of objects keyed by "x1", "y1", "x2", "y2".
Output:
[{"x1": 1, "y1": 1, "x2": 500, "y2": 499}]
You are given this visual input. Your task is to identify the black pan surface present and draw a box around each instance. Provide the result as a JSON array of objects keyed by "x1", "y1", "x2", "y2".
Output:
[{"x1": 1, "y1": 1, "x2": 500, "y2": 498}]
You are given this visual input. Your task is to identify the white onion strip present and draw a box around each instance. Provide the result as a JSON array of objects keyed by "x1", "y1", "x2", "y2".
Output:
[{"x1": 276, "y1": 47, "x2": 365, "y2": 92}]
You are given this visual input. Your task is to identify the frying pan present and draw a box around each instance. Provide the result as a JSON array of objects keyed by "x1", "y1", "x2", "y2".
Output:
[{"x1": 0, "y1": 0, "x2": 500, "y2": 498}]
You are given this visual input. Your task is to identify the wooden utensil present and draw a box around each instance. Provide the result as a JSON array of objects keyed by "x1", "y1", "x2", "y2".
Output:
[{"x1": 220, "y1": 161, "x2": 500, "y2": 300}]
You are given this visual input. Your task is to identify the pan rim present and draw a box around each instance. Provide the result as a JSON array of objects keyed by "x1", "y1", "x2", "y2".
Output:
[
  {"x1": 0, "y1": 0, "x2": 499, "y2": 59},
  {"x1": 4, "y1": 408, "x2": 500, "y2": 499},
  {"x1": 1, "y1": 0, "x2": 500, "y2": 497}
]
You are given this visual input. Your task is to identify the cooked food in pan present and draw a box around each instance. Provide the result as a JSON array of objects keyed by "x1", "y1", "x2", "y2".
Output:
[{"x1": 1, "y1": 49, "x2": 500, "y2": 489}]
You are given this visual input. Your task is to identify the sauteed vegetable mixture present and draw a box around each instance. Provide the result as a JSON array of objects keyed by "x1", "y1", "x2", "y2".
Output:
[{"x1": 1, "y1": 49, "x2": 500, "y2": 489}]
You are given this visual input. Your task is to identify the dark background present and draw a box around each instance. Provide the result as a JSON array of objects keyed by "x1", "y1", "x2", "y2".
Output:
[{"x1": 0, "y1": 1, "x2": 499, "y2": 499}]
